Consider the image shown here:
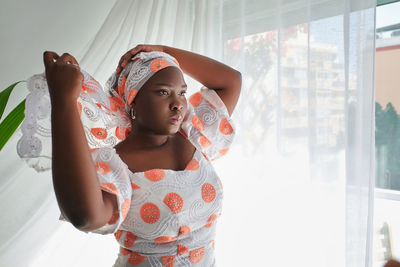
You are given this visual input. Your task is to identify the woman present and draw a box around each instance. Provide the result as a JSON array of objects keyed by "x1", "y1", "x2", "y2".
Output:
[{"x1": 43, "y1": 45, "x2": 241, "y2": 266}]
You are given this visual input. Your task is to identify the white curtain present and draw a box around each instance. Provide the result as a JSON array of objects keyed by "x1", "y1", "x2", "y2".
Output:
[
  {"x1": 0, "y1": 0, "x2": 376, "y2": 266},
  {"x1": 218, "y1": 0, "x2": 375, "y2": 266}
]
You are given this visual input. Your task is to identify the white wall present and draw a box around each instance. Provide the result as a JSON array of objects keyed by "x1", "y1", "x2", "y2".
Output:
[
  {"x1": 0, "y1": 1, "x2": 116, "y2": 266},
  {"x1": 0, "y1": 0, "x2": 117, "y2": 113}
]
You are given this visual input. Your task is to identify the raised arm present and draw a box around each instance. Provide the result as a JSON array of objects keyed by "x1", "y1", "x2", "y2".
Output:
[
  {"x1": 116, "y1": 45, "x2": 242, "y2": 116},
  {"x1": 43, "y1": 51, "x2": 117, "y2": 231}
]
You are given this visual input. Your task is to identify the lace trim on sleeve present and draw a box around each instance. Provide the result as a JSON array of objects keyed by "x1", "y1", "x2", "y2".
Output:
[{"x1": 16, "y1": 71, "x2": 131, "y2": 172}]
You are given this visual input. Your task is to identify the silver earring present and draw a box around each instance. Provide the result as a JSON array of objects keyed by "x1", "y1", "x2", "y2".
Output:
[{"x1": 130, "y1": 108, "x2": 136, "y2": 120}]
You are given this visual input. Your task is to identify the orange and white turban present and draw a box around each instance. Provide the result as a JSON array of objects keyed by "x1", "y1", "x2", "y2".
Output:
[{"x1": 106, "y1": 51, "x2": 182, "y2": 114}]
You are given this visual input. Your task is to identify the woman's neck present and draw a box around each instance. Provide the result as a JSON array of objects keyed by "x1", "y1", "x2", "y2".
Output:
[{"x1": 119, "y1": 130, "x2": 171, "y2": 151}]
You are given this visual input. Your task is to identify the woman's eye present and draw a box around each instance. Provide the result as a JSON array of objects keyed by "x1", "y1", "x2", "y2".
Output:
[
  {"x1": 180, "y1": 91, "x2": 187, "y2": 96},
  {"x1": 159, "y1": 89, "x2": 169, "y2": 95}
]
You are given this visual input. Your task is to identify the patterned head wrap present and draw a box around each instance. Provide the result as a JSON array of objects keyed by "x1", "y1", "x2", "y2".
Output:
[
  {"x1": 16, "y1": 51, "x2": 182, "y2": 172},
  {"x1": 105, "y1": 51, "x2": 182, "y2": 114}
]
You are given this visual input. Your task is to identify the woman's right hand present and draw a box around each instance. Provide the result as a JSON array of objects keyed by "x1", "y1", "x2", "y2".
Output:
[
  {"x1": 115, "y1": 44, "x2": 165, "y2": 74},
  {"x1": 43, "y1": 51, "x2": 83, "y2": 102}
]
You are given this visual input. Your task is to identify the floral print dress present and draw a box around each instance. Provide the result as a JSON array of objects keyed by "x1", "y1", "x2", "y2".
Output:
[{"x1": 60, "y1": 87, "x2": 235, "y2": 267}]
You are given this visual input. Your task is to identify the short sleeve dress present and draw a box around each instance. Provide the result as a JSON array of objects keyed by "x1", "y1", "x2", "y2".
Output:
[{"x1": 59, "y1": 87, "x2": 236, "y2": 267}]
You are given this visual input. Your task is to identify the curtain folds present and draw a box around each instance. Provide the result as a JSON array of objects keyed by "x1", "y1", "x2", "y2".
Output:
[{"x1": 0, "y1": 0, "x2": 376, "y2": 266}]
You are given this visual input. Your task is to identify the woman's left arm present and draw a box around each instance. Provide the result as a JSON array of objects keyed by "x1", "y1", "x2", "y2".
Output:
[{"x1": 117, "y1": 45, "x2": 241, "y2": 116}]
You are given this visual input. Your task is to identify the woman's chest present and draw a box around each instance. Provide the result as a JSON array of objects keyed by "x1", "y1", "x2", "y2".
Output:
[
  {"x1": 117, "y1": 134, "x2": 196, "y2": 173},
  {"x1": 121, "y1": 156, "x2": 224, "y2": 240}
]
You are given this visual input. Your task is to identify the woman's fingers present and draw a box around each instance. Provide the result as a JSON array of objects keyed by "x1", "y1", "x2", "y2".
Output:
[
  {"x1": 43, "y1": 51, "x2": 59, "y2": 69},
  {"x1": 116, "y1": 44, "x2": 163, "y2": 74},
  {"x1": 116, "y1": 45, "x2": 146, "y2": 73},
  {"x1": 43, "y1": 51, "x2": 80, "y2": 69},
  {"x1": 129, "y1": 44, "x2": 146, "y2": 55},
  {"x1": 58, "y1": 53, "x2": 80, "y2": 67},
  {"x1": 119, "y1": 53, "x2": 131, "y2": 67}
]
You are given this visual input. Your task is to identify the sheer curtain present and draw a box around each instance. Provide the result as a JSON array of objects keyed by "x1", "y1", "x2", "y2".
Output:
[
  {"x1": 0, "y1": 0, "x2": 376, "y2": 266},
  {"x1": 217, "y1": 0, "x2": 375, "y2": 266}
]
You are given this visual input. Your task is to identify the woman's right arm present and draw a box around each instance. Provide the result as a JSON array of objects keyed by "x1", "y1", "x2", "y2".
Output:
[{"x1": 44, "y1": 51, "x2": 117, "y2": 231}]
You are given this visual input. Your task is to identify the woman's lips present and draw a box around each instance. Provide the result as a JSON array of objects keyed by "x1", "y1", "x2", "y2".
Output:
[{"x1": 169, "y1": 115, "x2": 182, "y2": 125}]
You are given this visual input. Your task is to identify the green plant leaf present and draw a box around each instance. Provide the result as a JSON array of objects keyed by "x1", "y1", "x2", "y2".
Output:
[
  {"x1": 0, "y1": 81, "x2": 25, "y2": 120},
  {"x1": 0, "y1": 99, "x2": 25, "y2": 151}
]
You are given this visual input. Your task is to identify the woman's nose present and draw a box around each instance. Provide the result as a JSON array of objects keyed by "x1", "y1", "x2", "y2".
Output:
[
  {"x1": 170, "y1": 97, "x2": 185, "y2": 111},
  {"x1": 170, "y1": 101, "x2": 183, "y2": 111}
]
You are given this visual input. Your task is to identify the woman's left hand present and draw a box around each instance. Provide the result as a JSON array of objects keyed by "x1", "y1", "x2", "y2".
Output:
[{"x1": 116, "y1": 44, "x2": 165, "y2": 74}]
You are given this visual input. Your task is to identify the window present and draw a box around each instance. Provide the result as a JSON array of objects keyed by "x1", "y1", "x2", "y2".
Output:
[{"x1": 373, "y1": 1, "x2": 400, "y2": 266}]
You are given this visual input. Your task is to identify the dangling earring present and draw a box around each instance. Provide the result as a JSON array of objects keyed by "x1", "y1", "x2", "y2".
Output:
[{"x1": 130, "y1": 108, "x2": 136, "y2": 120}]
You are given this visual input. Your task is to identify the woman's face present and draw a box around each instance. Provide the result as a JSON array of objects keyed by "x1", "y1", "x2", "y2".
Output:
[{"x1": 132, "y1": 66, "x2": 188, "y2": 135}]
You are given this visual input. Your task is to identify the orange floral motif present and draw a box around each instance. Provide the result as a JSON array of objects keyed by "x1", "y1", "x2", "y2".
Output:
[
  {"x1": 100, "y1": 182, "x2": 118, "y2": 194},
  {"x1": 189, "y1": 92, "x2": 203, "y2": 107},
  {"x1": 108, "y1": 212, "x2": 119, "y2": 224},
  {"x1": 112, "y1": 96, "x2": 125, "y2": 107},
  {"x1": 109, "y1": 96, "x2": 125, "y2": 112},
  {"x1": 192, "y1": 115, "x2": 205, "y2": 131},
  {"x1": 119, "y1": 76, "x2": 127, "y2": 96},
  {"x1": 177, "y1": 244, "x2": 189, "y2": 255},
  {"x1": 131, "y1": 182, "x2": 140, "y2": 189},
  {"x1": 199, "y1": 135, "x2": 211, "y2": 149},
  {"x1": 189, "y1": 247, "x2": 205, "y2": 263},
  {"x1": 219, "y1": 147, "x2": 230, "y2": 156},
  {"x1": 116, "y1": 127, "x2": 130, "y2": 140},
  {"x1": 95, "y1": 162, "x2": 111, "y2": 175},
  {"x1": 115, "y1": 126, "x2": 124, "y2": 140},
  {"x1": 140, "y1": 202, "x2": 160, "y2": 224},
  {"x1": 150, "y1": 58, "x2": 171, "y2": 72},
  {"x1": 96, "y1": 103, "x2": 113, "y2": 114},
  {"x1": 205, "y1": 214, "x2": 217, "y2": 228},
  {"x1": 163, "y1": 192, "x2": 184, "y2": 214},
  {"x1": 155, "y1": 236, "x2": 177, "y2": 244},
  {"x1": 161, "y1": 255, "x2": 175, "y2": 267},
  {"x1": 76, "y1": 101, "x2": 82, "y2": 116},
  {"x1": 201, "y1": 183, "x2": 216, "y2": 203},
  {"x1": 121, "y1": 199, "x2": 131, "y2": 219},
  {"x1": 124, "y1": 231, "x2": 137, "y2": 247},
  {"x1": 144, "y1": 169, "x2": 165, "y2": 182},
  {"x1": 128, "y1": 89, "x2": 139, "y2": 105},
  {"x1": 128, "y1": 252, "x2": 146, "y2": 265},
  {"x1": 91, "y1": 128, "x2": 108, "y2": 140},
  {"x1": 115, "y1": 230, "x2": 123, "y2": 242},
  {"x1": 121, "y1": 247, "x2": 131, "y2": 255},
  {"x1": 108, "y1": 100, "x2": 118, "y2": 112},
  {"x1": 178, "y1": 226, "x2": 190, "y2": 237},
  {"x1": 81, "y1": 84, "x2": 96, "y2": 93},
  {"x1": 185, "y1": 159, "x2": 199, "y2": 170},
  {"x1": 219, "y1": 118, "x2": 234, "y2": 135},
  {"x1": 86, "y1": 77, "x2": 101, "y2": 92}
]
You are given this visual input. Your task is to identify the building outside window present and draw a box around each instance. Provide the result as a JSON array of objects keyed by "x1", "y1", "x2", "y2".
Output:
[{"x1": 374, "y1": 1, "x2": 400, "y2": 266}]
